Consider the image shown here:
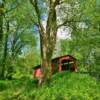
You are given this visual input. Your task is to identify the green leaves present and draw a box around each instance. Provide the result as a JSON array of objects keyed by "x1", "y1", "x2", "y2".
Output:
[
  {"x1": 20, "y1": 32, "x2": 36, "y2": 46},
  {"x1": 58, "y1": 0, "x2": 100, "y2": 73}
]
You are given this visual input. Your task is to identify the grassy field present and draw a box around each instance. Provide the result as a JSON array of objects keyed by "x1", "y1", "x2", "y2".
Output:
[{"x1": 0, "y1": 72, "x2": 100, "y2": 100}]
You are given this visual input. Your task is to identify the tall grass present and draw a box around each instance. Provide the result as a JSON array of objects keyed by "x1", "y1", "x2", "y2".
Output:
[{"x1": 0, "y1": 72, "x2": 100, "y2": 100}]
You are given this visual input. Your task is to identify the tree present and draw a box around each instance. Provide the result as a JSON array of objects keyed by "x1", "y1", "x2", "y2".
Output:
[
  {"x1": 0, "y1": 0, "x2": 4, "y2": 41},
  {"x1": 29, "y1": 0, "x2": 61, "y2": 85},
  {"x1": 29, "y1": 0, "x2": 81, "y2": 84},
  {"x1": 0, "y1": 0, "x2": 37, "y2": 79},
  {"x1": 60, "y1": 0, "x2": 100, "y2": 74},
  {"x1": 0, "y1": 20, "x2": 9, "y2": 79},
  {"x1": 0, "y1": 0, "x2": 5, "y2": 79}
]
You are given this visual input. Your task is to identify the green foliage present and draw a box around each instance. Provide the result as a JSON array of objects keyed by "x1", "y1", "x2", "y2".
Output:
[
  {"x1": 0, "y1": 1, "x2": 99, "y2": 98},
  {"x1": 59, "y1": 0, "x2": 100, "y2": 74},
  {"x1": 0, "y1": 72, "x2": 100, "y2": 100},
  {"x1": 0, "y1": 81, "x2": 7, "y2": 92},
  {"x1": 0, "y1": 0, "x2": 38, "y2": 79},
  {"x1": 9, "y1": 50, "x2": 40, "y2": 79}
]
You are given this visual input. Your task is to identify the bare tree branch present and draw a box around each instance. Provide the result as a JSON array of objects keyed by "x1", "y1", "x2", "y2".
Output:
[
  {"x1": 57, "y1": 19, "x2": 90, "y2": 29},
  {"x1": 29, "y1": 0, "x2": 45, "y2": 35}
]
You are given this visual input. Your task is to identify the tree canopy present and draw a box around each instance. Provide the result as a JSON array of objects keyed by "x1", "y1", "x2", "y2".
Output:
[{"x1": 0, "y1": 0, "x2": 99, "y2": 83}]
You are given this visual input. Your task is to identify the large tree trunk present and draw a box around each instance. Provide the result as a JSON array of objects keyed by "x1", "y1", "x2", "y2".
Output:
[
  {"x1": 29, "y1": 0, "x2": 59, "y2": 85},
  {"x1": 39, "y1": 2, "x2": 58, "y2": 85},
  {"x1": 39, "y1": 36, "x2": 52, "y2": 85}
]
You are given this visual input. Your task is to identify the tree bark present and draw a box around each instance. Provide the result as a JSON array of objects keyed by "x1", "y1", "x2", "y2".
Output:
[
  {"x1": 0, "y1": 1, "x2": 4, "y2": 41},
  {"x1": 0, "y1": 1, "x2": 4, "y2": 79},
  {"x1": 39, "y1": 2, "x2": 58, "y2": 85},
  {"x1": 0, "y1": 21, "x2": 9, "y2": 79},
  {"x1": 30, "y1": 0, "x2": 58, "y2": 85}
]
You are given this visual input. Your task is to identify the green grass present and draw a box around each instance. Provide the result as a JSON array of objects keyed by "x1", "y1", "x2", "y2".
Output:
[{"x1": 0, "y1": 72, "x2": 100, "y2": 100}]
